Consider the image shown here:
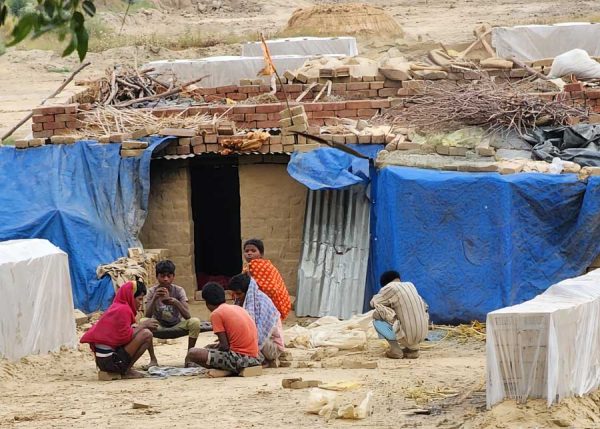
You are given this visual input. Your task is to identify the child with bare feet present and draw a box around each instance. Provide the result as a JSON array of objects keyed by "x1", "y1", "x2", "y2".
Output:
[
  {"x1": 80, "y1": 280, "x2": 157, "y2": 379},
  {"x1": 185, "y1": 283, "x2": 263, "y2": 376}
]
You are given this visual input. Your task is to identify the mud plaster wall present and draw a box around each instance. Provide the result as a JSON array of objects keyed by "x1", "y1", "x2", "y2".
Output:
[
  {"x1": 139, "y1": 159, "x2": 197, "y2": 296},
  {"x1": 238, "y1": 162, "x2": 307, "y2": 296}
]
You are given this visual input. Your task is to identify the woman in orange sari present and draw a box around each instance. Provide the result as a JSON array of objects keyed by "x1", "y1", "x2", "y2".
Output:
[{"x1": 243, "y1": 239, "x2": 291, "y2": 320}]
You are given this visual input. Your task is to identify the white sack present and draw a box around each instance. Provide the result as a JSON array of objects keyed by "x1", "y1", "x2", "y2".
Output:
[
  {"x1": 0, "y1": 239, "x2": 77, "y2": 361},
  {"x1": 548, "y1": 49, "x2": 600, "y2": 79}
]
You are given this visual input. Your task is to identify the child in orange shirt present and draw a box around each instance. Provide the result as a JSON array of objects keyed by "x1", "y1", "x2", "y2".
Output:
[{"x1": 185, "y1": 283, "x2": 262, "y2": 374}]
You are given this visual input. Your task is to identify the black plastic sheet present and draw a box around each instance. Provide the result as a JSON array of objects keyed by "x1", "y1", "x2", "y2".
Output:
[{"x1": 524, "y1": 124, "x2": 600, "y2": 166}]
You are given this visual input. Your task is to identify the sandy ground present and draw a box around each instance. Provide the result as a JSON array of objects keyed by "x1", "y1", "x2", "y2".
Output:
[{"x1": 0, "y1": 303, "x2": 490, "y2": 429}]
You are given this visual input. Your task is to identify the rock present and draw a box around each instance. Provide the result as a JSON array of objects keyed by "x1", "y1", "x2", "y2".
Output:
[
  {"x1": 310, "y1": 347, "x2": 339, "y2": 361},
  {"x1": 356, "y1": 120, "x2": 369, "y2": 131},
  {"x1": 413, "y1": 70, "x2": 448, "y2": 80},
  {"x1": 282, "y1": 377, "x2": 303, "y2": 388},
  {"x1": 549, "y1": 418, "x2": 571, "y2": 427},
  {"x1": 74, "y1": 309, "x2": 89, "y2": 326},
  {"x1": 341, "y1": 358, "x2": 378, "y2": 369},
  {"x1": 379, "y1": 58, "x2": 411, "y2": 81},
  {"x1": 480, "y1": 58, "x2": 513, "y2": 69},
  {"x1": 132, "y1": 402, "x2": 150, "y2": 409},
  {"x1": 239, "y1": 366, "x2": 263, "y2": 377}
]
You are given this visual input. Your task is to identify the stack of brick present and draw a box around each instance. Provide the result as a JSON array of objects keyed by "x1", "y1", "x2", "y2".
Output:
[
  {"x1": 280, "y1": 105, "x2": 310, "y2": 151},
  {"x1": 120, "y1": 140, "x2": 149, "y2": 158},
  {"x1": 31, "y1": 104, "x2": 81, "y2": 139}
]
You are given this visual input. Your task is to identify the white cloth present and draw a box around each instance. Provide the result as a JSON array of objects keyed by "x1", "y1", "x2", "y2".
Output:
[
  {"x1": 492, "y1": 23, "x2": 600, "y2": 61},
  {"x1": 242, "y1": 37, "x2": 358, "y2": 57},
  {"x1": 0, "y1": 239, "x2": 77, "y2": 361}
]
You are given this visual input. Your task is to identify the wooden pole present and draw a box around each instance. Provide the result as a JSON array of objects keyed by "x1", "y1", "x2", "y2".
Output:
[{"x1": 1, "y1": 61, "x2": 91, "y2": 142}]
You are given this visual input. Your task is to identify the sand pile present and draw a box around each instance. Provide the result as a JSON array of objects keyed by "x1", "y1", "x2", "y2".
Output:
[{"x1": 284, "y1": 3, "x2": 404, "y2": 38}]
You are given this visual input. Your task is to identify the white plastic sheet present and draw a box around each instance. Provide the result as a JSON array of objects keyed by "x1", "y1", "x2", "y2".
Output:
[
  {"x1": 0, "y1": 239, "x2": 77, "y2": 361},
  {"x1": 492, "y1": 23, "x2": 600, "y2": 61},
  {"x1": 242, "y1": 37, "x2": 358, "y2": 57},
  {"x1": 487, "y1": 268, "x2": 600, "y2": 408},
  {"x1": 284, "y1": 311, "x2": 377, "y2": 349},
  {"x1": 145, "y1": 54, "x2": 341, "y2": 88}
]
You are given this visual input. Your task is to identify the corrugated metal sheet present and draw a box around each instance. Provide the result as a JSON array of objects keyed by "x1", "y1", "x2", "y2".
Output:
[{"x1": 296, "y1": 185, "x2": 371, "y2": 319}]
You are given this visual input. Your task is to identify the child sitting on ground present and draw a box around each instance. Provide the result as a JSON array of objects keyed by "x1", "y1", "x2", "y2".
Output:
[{"x1": 185, "y1": 283, "x2": 263, "y2": 375}]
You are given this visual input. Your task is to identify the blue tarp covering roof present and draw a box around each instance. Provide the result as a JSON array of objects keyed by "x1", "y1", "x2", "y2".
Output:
[
  {"x1": 367, "y1": 167, "x2": 600, "y2": 323},
  {"x1": 287, "y1": 144, "x2": 382, "y2": 190},
  {"x1": 0, "y1": 138, "x2": 171, "y2": 313}
]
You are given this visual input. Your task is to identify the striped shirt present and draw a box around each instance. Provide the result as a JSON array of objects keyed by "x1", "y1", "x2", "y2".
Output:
[{"x1": 370, "y1": 281, "x2": 429, "y2": 346}]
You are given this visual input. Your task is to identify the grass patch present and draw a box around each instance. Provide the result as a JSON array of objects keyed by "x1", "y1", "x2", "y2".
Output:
[{"x1": 47, "y1": 66, "x2": 71, "y2": 73}]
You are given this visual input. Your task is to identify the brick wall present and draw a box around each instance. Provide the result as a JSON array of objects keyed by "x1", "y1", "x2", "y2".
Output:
[
  {"x1": 238, "y1": 161, "x2": 307, "y2": 296},
  {"x1": 139, "y1": 159, "x2": 197, "y2": 296}
]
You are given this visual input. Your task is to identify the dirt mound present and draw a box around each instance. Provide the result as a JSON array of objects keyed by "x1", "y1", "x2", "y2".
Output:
[{"x1": 284, "y1": 3, "x2": 403, "y2": 38}]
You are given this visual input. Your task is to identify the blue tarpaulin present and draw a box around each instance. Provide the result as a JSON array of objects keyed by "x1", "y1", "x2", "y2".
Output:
[
  {"x1": 287, "y1": 144, "x2": 382, "y2": 190},
  {"x1": 367, "y1": 166, "x2": 600, "y2": 323},
  {"x1": 0, "y1": 138, "x2": 171, "y2": 312}
]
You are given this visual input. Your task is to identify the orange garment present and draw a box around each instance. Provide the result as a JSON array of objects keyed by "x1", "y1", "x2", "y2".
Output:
[
  {"x1": 211, "y1": 304, "x2": 259, "y2": 358},
  {"x1": 248, "y1": 258, "x2": 291, "y2": 320}
]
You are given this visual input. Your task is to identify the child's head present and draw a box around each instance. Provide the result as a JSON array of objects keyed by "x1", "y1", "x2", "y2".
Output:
[
  {"x1": 228, "y1": 273, "x2": 251, "y2": 304},
  {"x1": 243, "y1": 239, "x2": 264, "y2": 262},
  {"x1": 380, "y1": 270, "x2": 401, "y2": 287},
  {"x1": 202, "y1": 282, "x2": 226, "y2": 311},
  {"x1": 133, "y1": 279, "x2": 147, "y2": 310},
  {"x1": 156, "y1": 260, "x2": 176, "y2": 287}
]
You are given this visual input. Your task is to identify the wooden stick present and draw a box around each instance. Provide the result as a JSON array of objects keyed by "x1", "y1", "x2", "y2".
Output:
[
  {"x1": 114, "y1": 75, "x2": 208, "y2": 108},
  {"x1": 1, "y1": 61, "x2": 91, "y2": 142},
  {"x1": 296, "y1": 82, "x2": 317, "y2": 102},
  {"x1": 457, "y1": 29, "x2": 492, "y2": 59},
  {"x1": 313, "y1": 80, "x2": 331, "y2": 103}
]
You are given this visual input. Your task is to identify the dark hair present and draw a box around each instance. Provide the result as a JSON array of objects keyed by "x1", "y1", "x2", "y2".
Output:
[
  {"x1": 156, "y1": 260, "x2": 176, "y2": 276},
  {"x1": 243, "y1": 239, "x2": 264, "y2": 255},
  {"x1": 229, "y1": 273, "x2": 251, "y2": 293},
  {"x1": 202, "y1": 282, "x2": 226, "y2": 306},
  {"x1": 134, "y1": 279, "x2": 147, "y2": 297},
  {"x1": 380, "y1": 270, "x2": 401, "y2": 287}
]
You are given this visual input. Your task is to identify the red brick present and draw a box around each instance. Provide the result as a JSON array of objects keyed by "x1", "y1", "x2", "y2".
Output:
[
  {"x1": 233, "y1": 105, "x2": 256, "y2": 114},
  {"x1": 371, "y1": 100, "x2": 391, "y2": 109},
  {"x1": 32, "y1": 106, "x2": 64, "y2": 115},
  {"x1": 320, "y1": 102, "x2": 346, "y2": 111},
  {"x1": 227, "y1": 93, "x2": 247, "y2": 100},
  {"x1": 32, "y1": 123, "x2": 44, "y2": 132},
  {"x1": 383, "y1": 80, "x2": 403, "y2": 88},
  {"x1": 210, "y1": 106, "x2": 230, "y2": 115},
  {"x1": 332, "y1": 83, "x2": 347, "y2": 92},
  {"x1": 337, "y1": 109, "x2": 358, "y2": 118},
  {"x1": 586, "y1": 90, "x2": 600, "y2": 99},
  {"x1": 379, "y1": 88, "x2": 399, "y2": 97},
  {"x1": 345, "y1": 100, "x2": 372, "y2": 109},
  {"x1": 284, "y1": 84, "x2": 303, "y2": 92},
  {"x1": 256, "y1": 121, "x2": 280, "y2": 128},
  {"x1": 246, "y1": 113, "x2": 268, "y2": 121},
  {"x1": 55, "y1": 113, "x2": 78, "y2": 122},
  {"x1": 240, "y1": 121, "x2": 257, "y2": 129},
  {"x1": 200, "y1": 87, "x2": 218, "y2": 95},
  {"x1": 33, "y1": 130, "x2": 53, "y2": 138},
  {"x1": 205, "y1": 94, "x2": 225, "y2": 103},
  {"x1": 64, "y1": 103, "x2": 78, "y2": 114},
  {"x1": 303, "y1": 103, "x2": 324, "y2": 112},
  {"x1": 347, "y1": 82, "x2": 370, "y2": 90},
  {"x1": 370, "y1": 82, "x2": 385, "y2": 90},
  {"x1": 239, "y1": 85, "x2": 260, "y2": 94},
  {"x1": 32, "y1": 115, "x2": 54, "y2": 123},
  {"x1": 571, "y1": 91, "x2": 584, "y2": 99},
  {"x1": 255, "y1": 104, "x2": 284, "y2": 113},
  {"x1": 312, "y1": 110, "x2": 336, "y2": 119},
  {"x1": 66, "y1": 121, "x2": 82, "y2": 129},
  {"x1": 367, "y1": 90, "x2": 379, "y2": 98},
  {"x1": 176, "y1": 145, "x2": 191, "y2": 155},
  {"x1": 358, "y1": 108, "x2": 378, "y2": 118},
  {"x1": 216, "y1": 85, "x2": 238, "y2": 94},
  {"x1": 564, "y1": 82, "x2": 584, "y2": 92},
  {"x1": 267, "y1": 112, "x2": 280, "y2": 120},
  {"x1": 309, "y1": 119, "x2": 326, "y2": 126},
  {"x1": 193, "y1": 144, "x2": 207, "y2": 154},
  {"x1": 52, "y1": 128, "x2": 72, "y2": 136},
  {"x1": 43, "y1": 121, "x2": 66, "y2": 130},
  {"x1": 228, "y1": 113, "x2": 246, "y2": 122},
  {"x1": 259, "y1": 85, "x2": 272, "y2": 92}
]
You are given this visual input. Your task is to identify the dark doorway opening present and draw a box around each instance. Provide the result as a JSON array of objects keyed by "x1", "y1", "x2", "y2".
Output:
[{"x1": 190, "y1": 156, "x2": 242, "y2": 291}]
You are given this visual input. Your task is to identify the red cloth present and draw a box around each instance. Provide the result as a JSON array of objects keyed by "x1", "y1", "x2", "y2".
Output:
[
  {"x1": 80, "y1": 281, "x2": 137, "y2": 349},
  {"x1": 248, "y1": 259, "x2": 291, "y2": 320}
]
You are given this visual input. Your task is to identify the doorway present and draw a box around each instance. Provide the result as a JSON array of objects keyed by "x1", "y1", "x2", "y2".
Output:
[{"x1": 190, "y1": 156, "x2": 242, "y2": 290}]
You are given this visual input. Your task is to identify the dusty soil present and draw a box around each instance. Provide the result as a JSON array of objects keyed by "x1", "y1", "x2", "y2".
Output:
[{"x1": 0, "y1": 303, "x2": 490, "y2": 429}]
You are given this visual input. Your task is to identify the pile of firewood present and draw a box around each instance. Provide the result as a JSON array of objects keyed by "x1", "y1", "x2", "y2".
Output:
[
  {"x1": 384, "y1": 77, "x2": 588, "y2": 136},
  {"x1": 219, "y1": 131, "x2": 270, "y2": 155},
  {"x1": 79, "y1": 66, "x2": 207, "y2": 108}
]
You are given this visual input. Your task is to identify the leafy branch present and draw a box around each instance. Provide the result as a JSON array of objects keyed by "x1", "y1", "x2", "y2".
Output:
[{"x1": 0, "y1": 0, "x2": 96, "y2": 60}]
